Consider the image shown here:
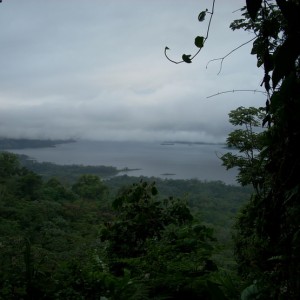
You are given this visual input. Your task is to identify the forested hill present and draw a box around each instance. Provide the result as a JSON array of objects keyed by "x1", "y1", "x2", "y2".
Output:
[
  {"x1": 17, "y1": 153, "x2": 120, "y2": 182},
  {"x1": 0, "y1": 137, "x2": 75, "y2": 150},
  {"x1": 0, "y1": 151, "x2": 251, "y2": 299}
]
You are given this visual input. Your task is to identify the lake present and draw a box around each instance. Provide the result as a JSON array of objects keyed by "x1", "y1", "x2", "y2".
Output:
[{"x1": 10, "y1": 140, "x2": 239, "y2": 185}]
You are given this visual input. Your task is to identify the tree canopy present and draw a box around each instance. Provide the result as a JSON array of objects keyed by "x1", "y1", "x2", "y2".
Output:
[
  {"x1": 167, "y1": 0, "x2": 300, "y2": 298},
  {"x1": 230, "y1": 2, "x2": 300, "y2": 298}
]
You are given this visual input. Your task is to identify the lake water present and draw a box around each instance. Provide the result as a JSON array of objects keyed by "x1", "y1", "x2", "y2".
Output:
[{"x1": 10, "y1": 140, "x2": 239, "y2": 185}]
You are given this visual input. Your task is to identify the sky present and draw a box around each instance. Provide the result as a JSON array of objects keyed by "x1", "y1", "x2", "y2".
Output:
[{"x1": 0, "y1": 0, "x2": 266, "y2": 143}]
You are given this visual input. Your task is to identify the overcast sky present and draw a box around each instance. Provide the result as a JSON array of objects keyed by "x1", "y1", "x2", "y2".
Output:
[{"x1": 0, "y1": 0, "x2": 266, "y2": 143}]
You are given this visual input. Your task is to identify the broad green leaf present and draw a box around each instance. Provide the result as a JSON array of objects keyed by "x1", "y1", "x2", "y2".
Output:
[
  {"x1": 241, "y1": 282, "x2": 260, "y2": 300},
  {"x1": 246, "y1": 0, "x2": 262, "y2": 21},
  {"x1": 207, "y1": 280, "x2": 227, "y2": 300},
  {"x1": 195, "y1": 36, "x2": 204, "y2": 48},
  {"x1": 272, "y1": 37, "x2": 299, "y2": 88},
  {"x1": 264, "y1": 53, "x2": 274, "y2": 72},
  {"x1": 262, "y1": 115, "x2": 270, "y2": 127},
  {"x1": 198, "y1": 9, "x2": 207, "y2": 22},
  {"x1": 182, "y1": 54, "x2": 192, "y2": 63},
  {"x1": 251, "y1": 37, "x2": 264, "y2": 56}
]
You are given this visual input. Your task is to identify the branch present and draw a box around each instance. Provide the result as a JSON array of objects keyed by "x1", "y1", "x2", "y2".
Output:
[
  {"x1": 164, "y1": 47, "x2": 184, "y2": 64},
  {"x1": 206, "y1": 89, "x2": 267, "y2": 99},
  {"x1": 164, "y1": 0, "x2": 215, "y2": 64},
  {"x1": 206, "y1": 37, "x2": 256, "y2": 74}
]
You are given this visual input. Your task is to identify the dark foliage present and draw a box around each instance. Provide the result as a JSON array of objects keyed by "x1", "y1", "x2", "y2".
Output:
[
  {"x1": 229, "y1": 1, "x2": 300, "y2": 298},
  {"x1": 0, "y1": 152, "x2": 251, "y2": 299}
]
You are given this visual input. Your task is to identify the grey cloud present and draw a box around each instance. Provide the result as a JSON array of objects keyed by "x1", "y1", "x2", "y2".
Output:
[{"x1": 0, "y1": 0, "x2": 266, "y2": 143}]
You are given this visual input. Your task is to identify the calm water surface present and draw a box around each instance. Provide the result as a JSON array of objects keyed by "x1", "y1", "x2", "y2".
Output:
[{"x1": 10, "y1": 140, "x2": 238, "y2": 185}]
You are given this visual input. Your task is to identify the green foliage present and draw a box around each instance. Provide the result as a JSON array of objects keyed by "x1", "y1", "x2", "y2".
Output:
[
  {"x1": 182, "y1": 54, "x2": 192, "y2": 63},
  {"x1": 0, "y1": 151, "x2": 21, "y2": 179},
  {"x1": 18, "y1": 153, "x2": 119, "y2": 183},
  {"x1": 0, "y1": 150, "x2": 258, "y2": 300},
  {"x1": 165, "y1": 2, "x2": 214, "y2": 64},
  {"x1": 0, "y1": 153, "x2": 111, "y2": 298},
  {"x1": 106, "y1": 175, "x2": 252, "y2": 273},
  {"x1": 195, "y1": 36, "x2": 205, "y2": 48},
  {"x1": 0, "y1": 153, "x2": 252, "y2": 299},
  {"x1": 172, "y1": 1, "x2": 300, "y2": 297},
  {"x1": 43, "y1": 177, "x2": 75, "y2": 202},
  {"x1": 100, "y1": 180, "x2": 222, "y2": 299},
  {"x1": 72, "y1": 174, "x2": 108, "y2": 200},
  {"x1": 101, "y1": 181, "x2": 193, "y2": 260},
  {"x1": 246, "y1": 0, "x2": 262, "y2": 21},
  {"x1": 198, "y1": 9, "x2": 208, "y2": 22},
  {"x1": 209, "y1": 271, "x2": 242, "y2": 300},
  {"x1": 228, "y1": 2, "x2": 300, "y2": 299},
  {"x1": 240, "y1": 280, "x2": 267, "y2": 300},
  {"x1": 230, "y1": 4, "x2": 284, "y2": 70},
  {"x1": 16, "y1": 170, "x2": 43, "y2": 200},
  {"x1": 220, "y1": 106, "x2": 267, "y2": 188}
]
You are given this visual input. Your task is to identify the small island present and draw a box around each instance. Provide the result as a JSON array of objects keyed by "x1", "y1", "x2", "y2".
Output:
[
  {"x1": 161, "y1": 173, "x2": 176, "y2": 176},
  {"x1": 160, "y1": 140, "x2": 225, "y2": 146}
]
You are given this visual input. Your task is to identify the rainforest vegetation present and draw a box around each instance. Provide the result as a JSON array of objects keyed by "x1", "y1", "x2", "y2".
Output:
[
  {"x1": 1, "y1": 0, "x2": 300, "y2": 299},
  {"x1": 166, "y1": 0, "x2": 300, "y2": 298},
  {"x1": 0, "y1": 150, "x2": 252, "y2": 299}
]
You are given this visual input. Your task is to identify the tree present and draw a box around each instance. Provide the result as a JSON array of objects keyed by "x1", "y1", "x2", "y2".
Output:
[
  {"x1": 99, "y1": 181, "x2": 218, "y2": 299},
  {"x1": 43, "y1": 177, "x2": 76, "y2": 202},
  {"x1": 100, "y1": 181, "x2": 193, "y2": 261},
  {"x1": 167, "y1": 1, "x2": 300, "y2": 298},
  {"x1": 15, "y1": 170, "x2": 43, "y2": 200},
  {"x1": 0, "y1": 152, "x2": 21, "y2": 180},
  {"x1": 72, "y1": 174, "x2": 108, "y2": 201},
  {"x1": 229, "y1": 2, "x2": 300, "y2": 299},
  {"x1": 220, "y1": 106, "x2": 267, "y2": 189}
]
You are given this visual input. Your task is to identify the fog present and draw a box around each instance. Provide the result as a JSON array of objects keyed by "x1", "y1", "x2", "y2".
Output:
[{"x1": 0, "y1": 0, "x2": 265, "y2": 142}]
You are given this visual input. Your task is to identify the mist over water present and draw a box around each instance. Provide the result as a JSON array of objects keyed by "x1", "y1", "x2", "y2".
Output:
[{"x1": 10, "y1": 140, "x2": 239, "y2": 185}]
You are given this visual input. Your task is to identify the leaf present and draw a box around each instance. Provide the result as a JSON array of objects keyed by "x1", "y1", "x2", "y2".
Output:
[
  {"x1": 182, "y1": 54, "x2": 192, "y2": 63},
  {"x1": 272, "y1": 37, "x2": 300, "y2": 88},
  {"x1": 241, "y1": 282, "x2": 260, "y2": 300},
  {"x1": 195, "y1": 36, "x2": 204, "y2": 48},
  {"x1": 206, "y1": 280, "x2": 227, "y2": 300},
  {"x1": 262, "y1": 115, "x2": 270, "y2": 127},
  {"x1": 198, "y1": 9, "x2": 207, "y2": 22},
  {"x1": 264, "y1": 53, "x2": 274, "y2": 72},
  {"x1": 246, "y1": 0, "x2": 262, "y2": 21},
  {"x1": 151, "y1": 186, "x2": 158, "y2": 196},
  {"x1": 112, "y1": 196, "x2": 124, "y2": 210}
]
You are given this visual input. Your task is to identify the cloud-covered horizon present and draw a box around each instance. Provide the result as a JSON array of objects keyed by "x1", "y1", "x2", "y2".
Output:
[{"x1": 0, "y1": 0, "x2": 266, "y2": 143}]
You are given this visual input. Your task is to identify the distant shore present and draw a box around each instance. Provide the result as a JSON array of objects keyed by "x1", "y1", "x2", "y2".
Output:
[
  {"x1": 161, "y1": 141, "x2": 225, "y2": 146},
  {"x1": 0, "y1": 138, "x2": 76, "y2": 150}
]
